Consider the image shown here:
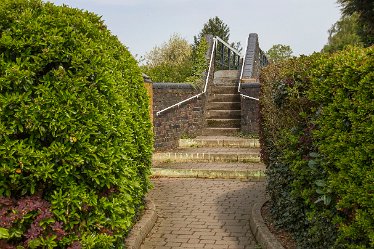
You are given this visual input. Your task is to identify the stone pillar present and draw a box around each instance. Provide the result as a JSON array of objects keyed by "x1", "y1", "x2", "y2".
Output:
[{"x1": 142, "y1": 73, "x2": 153, "y2": 122}]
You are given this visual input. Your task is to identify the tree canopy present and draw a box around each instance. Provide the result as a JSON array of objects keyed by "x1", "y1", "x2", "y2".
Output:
[
  {"x1": 337, "y1": 0, "x2": 374, "y2": 46},
  {"x1": 193, "y1": 16, "x2": 241, "y2": 54},
  {"x1": 322, "y1": 13, "x2": 362, "y2": 53},
  {"x1": 266, "y1": 44, "x2": 293, "y2": 63},
  {"x1": 141, "y1": 34, "x2": 208, "y2": 85},
  {"x1": 194, "y1": 16, "x2": 230, "y2": 43},
  {"x1": 142, "y1": 34, "x2": 193, "y2": 83}
]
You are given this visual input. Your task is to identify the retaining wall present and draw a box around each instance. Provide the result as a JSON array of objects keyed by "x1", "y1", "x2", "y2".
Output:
[
  {"x1": 240, "y1": 82, "x2": 260, "y2": 134},
  {"x1": 153, "y1": 83, "x2": 206, "y2": 150}
]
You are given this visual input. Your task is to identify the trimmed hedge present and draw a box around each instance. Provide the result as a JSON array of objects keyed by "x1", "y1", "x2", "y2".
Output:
[
  {"x1": 260, "y1": 46, "x2": 373, "y2": 248},
  {"x1": 0, "y1": 0, "x2": 153, "y2": 248}
]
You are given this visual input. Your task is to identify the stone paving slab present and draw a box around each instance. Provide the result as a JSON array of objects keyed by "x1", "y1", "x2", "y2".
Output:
[{"x1": 140, "y1": 178, "x2": 266, "y2": 249}]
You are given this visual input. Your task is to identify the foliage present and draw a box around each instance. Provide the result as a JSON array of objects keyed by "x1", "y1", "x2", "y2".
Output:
[
  {"x1": 309, "y1": 47, "x2": 374, "y2": 248},
  {"x1": 142, "y1": 34, "x2": 208, "y2": 86},
  {"x1": 193, "y1": 16, "x2": 241, "y2": 52},
  {"x1": 259, "y1": 55, "x2": 336, "y2": 248},
  {"x1": 260, "y1": 46, "x2": 374, "y2": 248},
  {"x1": 337, "y1": 0, "x2": 374, "y2": 46},
  {"x1": 142, "y1": 17, "x2": 238, "y2": 84},
  {"x1": 186, "y1": 38, "x2": 209, "y2": 86},
  {"x1": 265, "y1": 44, "x2": 293, "y2": 63},
  {"x1": 322, "y1": 13, "x2": 363, "y2": 53},
  {"x1": 143, "y1": 34, "x2": 192, "y2": 68},
  {"x1": 0, "y1": 0, "x2": 153, "y2": 248},
  {"x1": 193, "y1": 16, "x2": 243, "y2": 52},
  {"x1": 194, "y1": 16, "x2": 230, "y2": 44},
  {"x1": 141, "y1": 34, "x2": 193, "y2": 83}
]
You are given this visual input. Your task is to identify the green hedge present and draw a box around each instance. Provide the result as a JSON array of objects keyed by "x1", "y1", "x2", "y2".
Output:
[
  {"x1": 0, "y1": 0, "x2": 153, "y2": 248},
  {"x1": 260, "y1": 46, "x2": 373, "y2": 248}
]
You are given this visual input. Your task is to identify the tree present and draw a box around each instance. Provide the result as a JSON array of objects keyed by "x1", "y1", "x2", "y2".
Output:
[
  {"x1": 194, "y1": 16, "x2": 230, "y2": 44},
  {"x1": 145, "y1": 34, "x2": 192, "y2": 67},
  {"x1": 337, "y1": 0, "x2": 374, "y2": 46},
  {"x1": 322, "y1": 13, "x2": 362, "y2": 53},
  {"x1": 193, "y1": 16, "x2": 242, "y2": 52},
  {"x1": 266, "y1": 44, "x2": 293, "y2": 63},
  {"x1": 186, "y1": 38, "x2": 209, "y2": 85},
  {"x1": 142, "y1": 34, "x2": 193, "y2": 82}
]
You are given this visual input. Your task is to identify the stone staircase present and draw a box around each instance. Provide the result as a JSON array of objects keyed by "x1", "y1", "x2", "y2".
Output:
[
  {"x1": 152, "y1": 136, "x2": 265, "y2": 181},
  {"x1": 203, "y1": 70, "x2": 241, "y2": 136}
]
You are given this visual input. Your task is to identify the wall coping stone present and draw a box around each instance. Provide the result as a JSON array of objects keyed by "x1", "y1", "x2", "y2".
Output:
[
  {"x1": 241, "y1": 82, "x2": 261, "y2": 89},
  {"x1": 153, "y1": 82, "x2": 197, "y2": 90}
]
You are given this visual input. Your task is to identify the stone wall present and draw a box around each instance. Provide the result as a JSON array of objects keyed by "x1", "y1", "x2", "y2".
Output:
[
  {"x1": 153, "y1": 83, "x2": 206, "y2": 150},
  {"x1": 240, "y1": 82, "x2": 260, "y2": 134}
]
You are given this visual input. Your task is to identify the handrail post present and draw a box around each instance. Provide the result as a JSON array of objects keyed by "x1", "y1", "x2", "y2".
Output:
[
  {"x1": 220, "y1": 43, "x2": 224, "y2": 70},
  {"x1": 228, "y1": 49, "x2": 231, "y2": 70}
]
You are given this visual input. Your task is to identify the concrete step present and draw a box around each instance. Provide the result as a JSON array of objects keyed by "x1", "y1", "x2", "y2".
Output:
[
  {"x1": 179, "y1": 136, "x2": 260, "y2": 148},
  {"x1": 211, "y1": 85, "x2": 238, "y2": 94},
  {"x1": 214, "y1": 70, "x2": 240, "y2": 79},
  {"x1": 209, "y1": 93, "x2": 240, "y2": 102},
  {"x1": 213, "y1": 78, "x2": 239, "y2": 85},
  {"x1": 206, "y1": 110, "x2": 241, "y2": 119},
  {"x1": 202, "y1": 127, "x2": 241, "y2": 136},
  {"x1": 152, "y1": 161, "x2": 264, "y2": 180},
  {"x1": 151, "y1": 168, "x2": 265, "y2": 180},
  {"x1": 206, "y1": 102, "x2": 241, "y2": 110},
  {"x1": 153, "y1": 162, "x2": 264, "y2": 170},
  {"x1": 206, "y1": 118, "x2": 241, "y2": 128},
  {"x1": 153, "y1": 147, "x2": 260, "y2": 164}
]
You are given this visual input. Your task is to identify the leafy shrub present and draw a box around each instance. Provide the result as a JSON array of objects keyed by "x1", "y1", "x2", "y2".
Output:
[
  {"x1": 0, "y1": 0, "x2": 153, "y2": 248},
  {"x1": 309, "y1": 46, "x2": 374, "y2": 248},
  {"x1": 259, "y1": 55, "x2": 338, "y2": 248},
  {"x1": 260, "y1": 46, "x2": 373, "y2": 248},
  {"x1": 141, "y1": 34, "x2": 208, "y2": 86}
]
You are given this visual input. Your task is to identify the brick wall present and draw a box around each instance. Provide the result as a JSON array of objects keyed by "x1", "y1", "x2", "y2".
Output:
[
  {"x1": 153, "y1": 83, "x2": 206, "y2": 150},
  {"x1": 240, "y1": 82, "x2": 260, "y2": 134}
]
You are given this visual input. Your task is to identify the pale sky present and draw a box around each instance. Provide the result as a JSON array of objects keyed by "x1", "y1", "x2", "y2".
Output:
[{"x1": 47, "y1": 0, "x2": 342, "y2": 58}]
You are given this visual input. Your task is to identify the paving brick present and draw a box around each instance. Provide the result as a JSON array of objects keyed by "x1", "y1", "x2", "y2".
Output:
[{"x1": 140, "y1": 178, "x2": 265, "y2": 249}]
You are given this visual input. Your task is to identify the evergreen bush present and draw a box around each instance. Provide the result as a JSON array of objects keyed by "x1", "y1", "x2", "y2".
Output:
[
  {"x1": 0, "y1": 0, "x2": 153, "y2": 248},
  {"x1": 260, "y1": 46, "x2": 373, "y2": 248}
]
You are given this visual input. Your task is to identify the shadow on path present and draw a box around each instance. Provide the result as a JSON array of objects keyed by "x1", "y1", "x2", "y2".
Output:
[{"x1": 141, "y1": 178, "x2": 265, "y2": 249}]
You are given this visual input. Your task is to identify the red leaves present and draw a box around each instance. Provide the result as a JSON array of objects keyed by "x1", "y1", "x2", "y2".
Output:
[{"x1": 0, "y1": 195, "x2": 66, "y2": 247}]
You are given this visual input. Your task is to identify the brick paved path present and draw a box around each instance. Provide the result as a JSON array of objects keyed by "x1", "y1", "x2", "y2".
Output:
[{"x1": 140, "y1": 178, "x2": 266, "y2": 249}]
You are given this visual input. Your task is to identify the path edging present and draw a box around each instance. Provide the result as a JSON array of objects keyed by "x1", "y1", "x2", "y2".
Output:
[
  {"x1": 249, "y1": 199, "x2": 285, "y2": 249},
  {"x1": 124, "y1": 197, "x2": 157, "y2": 249}
]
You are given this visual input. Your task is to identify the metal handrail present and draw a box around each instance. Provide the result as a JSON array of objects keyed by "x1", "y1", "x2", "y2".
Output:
[
  {"x1": 156, "y1": 37, "x2": 219, "y2": 116},
  {"x1": 203, "y1": 37, "x2": 218, "y2": 93},
  {"x1": 240, "y1": 94, "x2": 259, "y2": 101},
  {"x1": 215, "y1": 36, "x2": 241, "y2": 56},
  {"x1": 238, "y1": 45, "x2": 248, "y2": 93}
]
